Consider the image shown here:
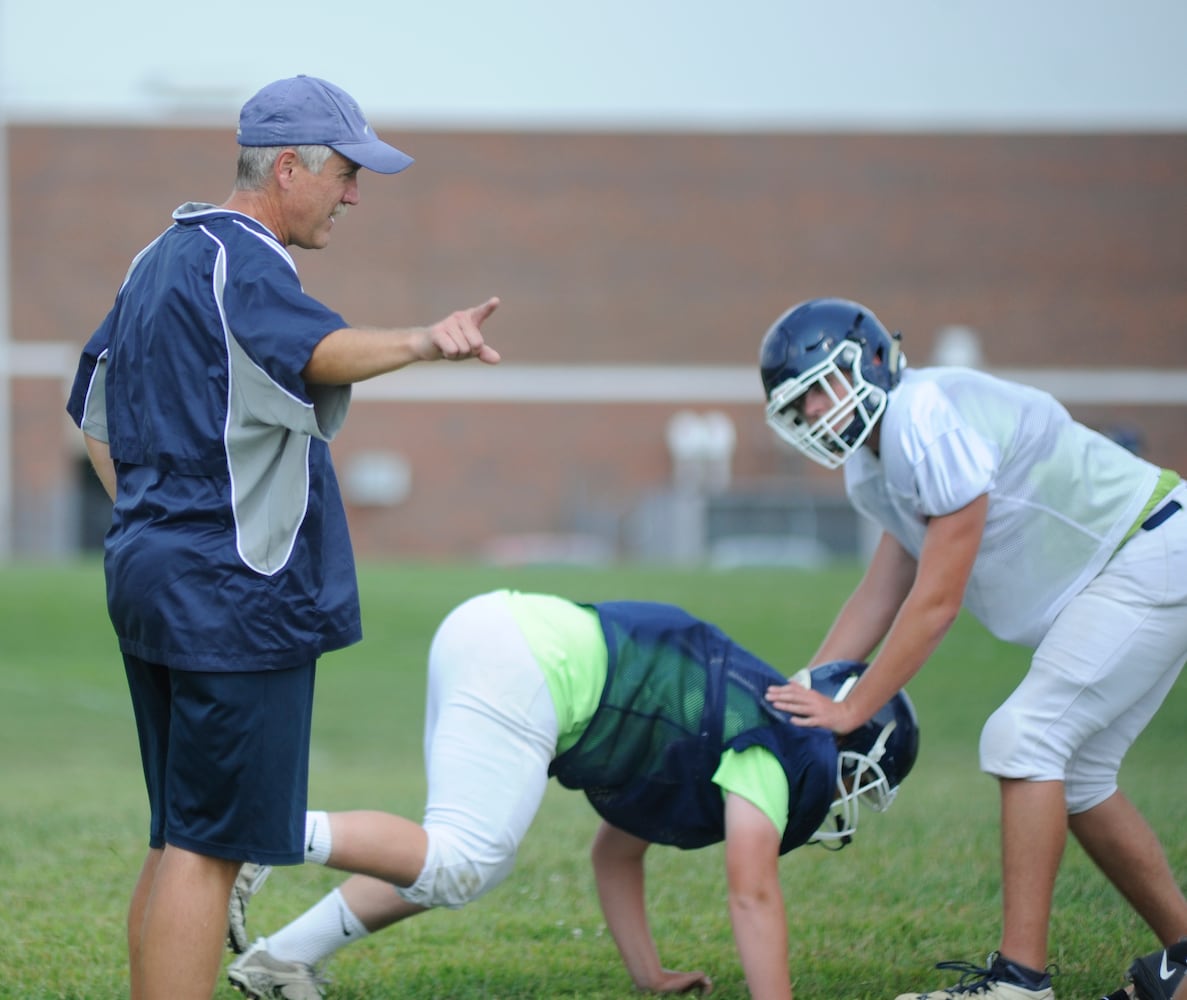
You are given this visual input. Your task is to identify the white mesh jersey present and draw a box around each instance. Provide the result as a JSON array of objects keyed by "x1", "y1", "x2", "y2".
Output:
[{"x1": 843, "y1": 367, "x2": 1158, "y2": 647}]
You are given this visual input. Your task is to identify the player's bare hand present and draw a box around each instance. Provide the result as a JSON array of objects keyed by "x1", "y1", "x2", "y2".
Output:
[
  {"x1": 421, "y1": 296, "x2": 501, "y2": 364},
  {"x1": 646, "y1": 969, "x2": 713, "y2": 995},
  {"x1": 766, "y1": 679, "x2": 854, "y2": 734}
]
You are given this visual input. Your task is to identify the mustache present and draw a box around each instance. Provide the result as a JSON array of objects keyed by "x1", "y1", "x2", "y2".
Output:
[{"x1": 332, "y1": 203, "x2": 350, "y2": 220}]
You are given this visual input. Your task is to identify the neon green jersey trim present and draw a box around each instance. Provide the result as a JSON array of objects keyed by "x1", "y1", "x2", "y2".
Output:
[
  {"x1": 1119, "y1": 468, "x2": 1182, "y2": 548},
  {"x1": 502, "y1": 590, "x2": 607, "y2": 755}
]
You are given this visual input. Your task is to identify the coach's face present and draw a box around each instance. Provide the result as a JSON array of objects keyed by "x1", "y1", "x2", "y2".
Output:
[{"x1": 283, "y1": 151, "x2": 361, "y2": 250}]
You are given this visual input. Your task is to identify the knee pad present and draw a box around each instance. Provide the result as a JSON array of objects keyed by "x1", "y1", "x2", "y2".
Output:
[
  {"x1": 979, "y1": 704, "x2": 1064, "y2": 781},
  {"x1": 394, "y1": 829, "x2": 517, "y2": 910},
  {"x1": 982, "y1": 707, "x2": 1119, "y2": 813},
  {"x1": 1064, "y1": 757, "x2": 1119, "y2": 814},
  {"x1": 1064, "y1": 776, "x2": 1117, "y2": 815}
]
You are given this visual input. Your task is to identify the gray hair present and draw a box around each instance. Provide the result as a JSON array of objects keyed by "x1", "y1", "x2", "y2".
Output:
[{"x1": 234, "y1": 144, "x2": 336, "y2": 191}]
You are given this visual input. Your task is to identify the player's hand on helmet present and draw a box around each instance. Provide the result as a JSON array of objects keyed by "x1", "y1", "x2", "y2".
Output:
[
  {"x1": 419, "y1": 296, "x2": 501, "y2": 364},
  {"x1": 767, "y1": 678, "x2": 858, "y2": 734},
  {"x1": 646, "y1": 968, "x2": 714, "y2": 995}
]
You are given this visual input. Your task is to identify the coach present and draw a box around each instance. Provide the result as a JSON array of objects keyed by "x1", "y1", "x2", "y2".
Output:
[{"x1": 66, "y1": 75, "x2": 500, "y2": 1000}]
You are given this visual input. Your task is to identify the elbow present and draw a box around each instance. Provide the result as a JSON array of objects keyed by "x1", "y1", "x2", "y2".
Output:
[
  {"x1": 728, "y1": 883, "x2": 777, "y2": 919},
  {"x1": 934, "y1": 596, "x2": 963, "y2": 637},
  {"x1": 913, "y1": 587, "x2": 963, "y2": 641}
]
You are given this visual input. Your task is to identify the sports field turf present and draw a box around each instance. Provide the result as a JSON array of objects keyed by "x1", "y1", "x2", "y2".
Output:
[{"x1": 1, "y1": 560, "x2": 1182, "y2": 999}]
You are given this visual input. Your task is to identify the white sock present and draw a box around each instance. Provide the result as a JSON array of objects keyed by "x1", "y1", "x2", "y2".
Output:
[
  {"x1": 266, "y1": 887, "x2": 370, "y2": 966},
  {"x1": 304, "y1": 811, "x2": 332, "y2": 865}
]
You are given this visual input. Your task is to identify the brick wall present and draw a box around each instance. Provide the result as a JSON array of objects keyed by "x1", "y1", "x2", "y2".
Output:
[{"x1": 9, "y1": 125, "x2": 1187, "y2": 559}]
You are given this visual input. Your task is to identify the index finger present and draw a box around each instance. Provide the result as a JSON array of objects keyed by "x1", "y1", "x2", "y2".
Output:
[{"x1": 470, "y1": 296, "x2": 500, "y2": 326}]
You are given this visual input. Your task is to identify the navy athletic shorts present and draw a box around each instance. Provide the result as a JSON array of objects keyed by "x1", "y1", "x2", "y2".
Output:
[{"x1": 123, "y1": 654, "x2": 316, "y2": 864}]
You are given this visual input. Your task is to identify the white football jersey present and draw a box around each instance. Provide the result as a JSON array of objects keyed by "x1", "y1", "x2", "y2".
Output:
[{"x1": 844, "y1": 367, "x2": 1159, "y2": 647}]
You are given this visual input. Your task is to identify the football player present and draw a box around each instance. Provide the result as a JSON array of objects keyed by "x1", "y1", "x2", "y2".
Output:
[
  {"x1": 226, "y1": 590, "x2": 918, "y2": 1000},
  {"x1": 759, "y1": 297, "x2": 1187, "y2": 1000}
]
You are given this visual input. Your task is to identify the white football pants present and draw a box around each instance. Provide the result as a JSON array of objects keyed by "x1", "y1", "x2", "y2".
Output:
[
  {"x1": 396, "y1": 592, "x2": 559, "y2": 909},
  {"x1": 980, "y1": 485, "x2": 1187, "y2": 812}
]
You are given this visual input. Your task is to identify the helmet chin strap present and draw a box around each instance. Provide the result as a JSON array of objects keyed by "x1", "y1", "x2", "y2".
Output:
[
  {"x1": 866, "y1": 719, "x2": 896, "y2": 765},
  {"x1": 834, "y1": 674, "x2": 859, "y2": 700},
  {"x1": 819, "y1": 815, "x2": 852, "y2": 851}
]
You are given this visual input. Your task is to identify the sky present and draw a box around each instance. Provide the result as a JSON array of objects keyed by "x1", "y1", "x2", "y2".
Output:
[{"x1": 3, "y1": 0, "x2": 1186, "y2": 130}]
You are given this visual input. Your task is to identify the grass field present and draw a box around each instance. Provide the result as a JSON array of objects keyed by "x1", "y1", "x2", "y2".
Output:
[{"x1": 1, "y1": 560, "x2": 1182, "y2": 1000}]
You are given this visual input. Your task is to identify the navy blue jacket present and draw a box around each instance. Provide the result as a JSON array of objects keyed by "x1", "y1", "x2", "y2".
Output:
[{"x1": 67, "y1": 204, "x2": 361, "y2": 670}]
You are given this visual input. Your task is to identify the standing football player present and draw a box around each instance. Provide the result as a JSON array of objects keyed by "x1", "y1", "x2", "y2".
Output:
[{"x1": 758, "y1": 297, "x2": 1187, "y2": 1000}]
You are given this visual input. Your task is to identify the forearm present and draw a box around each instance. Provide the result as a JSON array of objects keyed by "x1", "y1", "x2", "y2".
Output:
[
  {"x1": 303, "y1": 297, "x2": 502, "y2": 384},
  {"x1": 840, "y1": 505, "x2": 980, "y2": 726},
  {"x1": 591, "y1": 827, "x2": 663, "y2": 988},
  {"x1": 729, "y1": 891, "x2": 792, "y2": 1000},
  {"x1": 809, "y1": 588, "x2": 895, "y2": 665},
  {"x1": 843, "y1": 591, "x2": 957, "y2": 724},
  {"x1": 302, "y1": 326, "x2": 429, "y2": 385},
  {"x1": 810, "y1": 533, "x2": 915, "y2": 666},
  {"x1": 592, "y1": 823, "x2": 714, "y2": 996},
  {"x1": 595, "y1": 863, "x2": 662, "y2": 986}
]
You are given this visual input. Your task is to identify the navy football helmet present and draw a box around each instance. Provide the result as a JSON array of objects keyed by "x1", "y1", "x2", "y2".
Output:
[
  {"x1": 759, "y1": 297, "x2": 906, "y2": 468},
  {"x1": 789, "y1": 659, "x2": 919, "y2": 848}
]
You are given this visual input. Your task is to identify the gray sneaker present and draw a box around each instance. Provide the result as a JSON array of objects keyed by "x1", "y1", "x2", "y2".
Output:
[
  {"x1": 896, "y1": 953, "x2": 1054, "y2": 1000},
  {"x1": 228, "y1": 938, "x2": 326, "y2": 1000},
  {"x1": 227, "y1": 863, "x2": 272, "y2": 955}
]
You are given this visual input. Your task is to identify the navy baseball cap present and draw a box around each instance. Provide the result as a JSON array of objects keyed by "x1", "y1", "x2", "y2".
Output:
[{"x1": 237, "y1": 75, "x2": 413, "y2": 175}]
